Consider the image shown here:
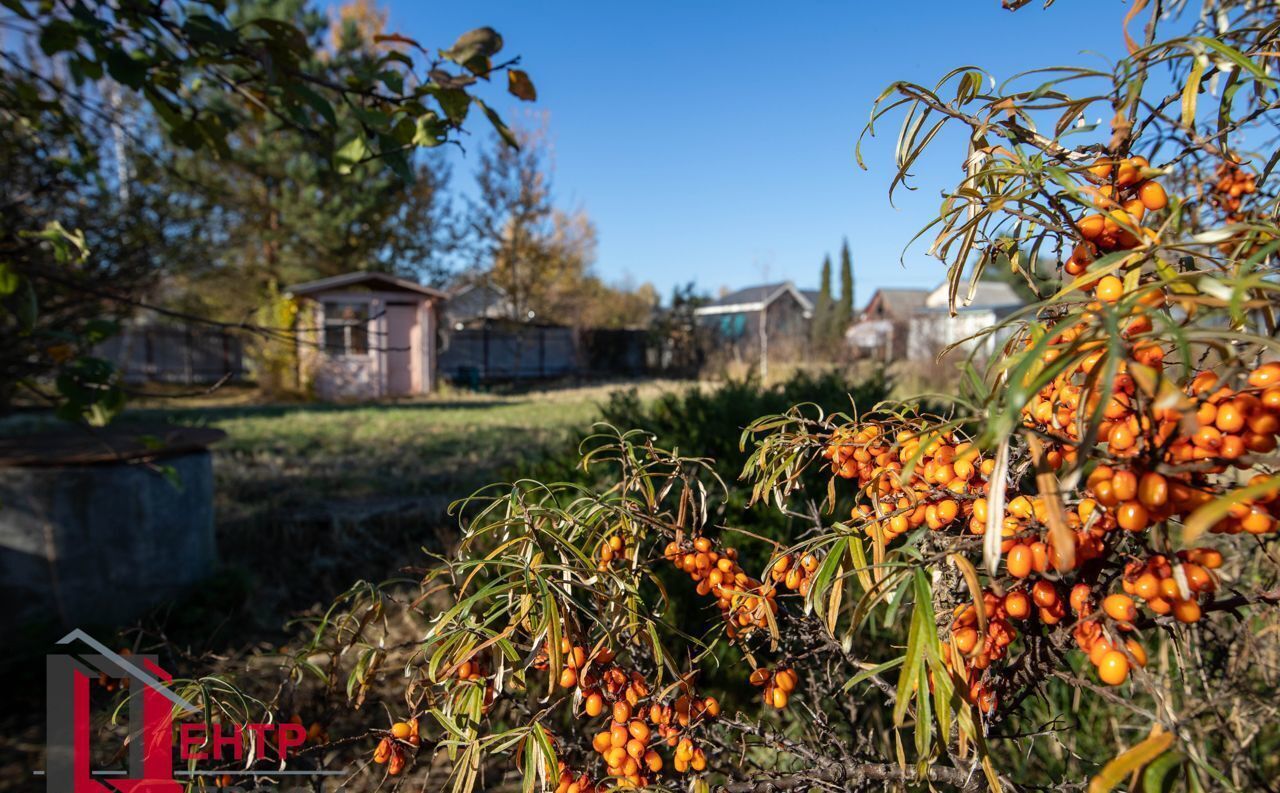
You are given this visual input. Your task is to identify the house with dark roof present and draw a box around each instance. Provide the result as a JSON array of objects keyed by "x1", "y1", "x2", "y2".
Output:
[
  {"x1": 846, "y1": 280, "x2": 1024, "y2": 362},
  {"x1": 286, "y1": 271, "x2": 445, "y2": 400},
  {"x1": 441, "y1": 280, "x2": 514, "y2": 329},
  {"x1": 692, "y1": 281, "x2": 815, "y2": 357},
  {"x1": 845, "y1": 287, "x2": 930, "y2": 360}
]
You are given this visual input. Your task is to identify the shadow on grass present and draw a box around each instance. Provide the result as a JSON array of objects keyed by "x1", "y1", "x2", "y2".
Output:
[{"x1": 123, "y1": 397, "x2": 525, "y2": 424}]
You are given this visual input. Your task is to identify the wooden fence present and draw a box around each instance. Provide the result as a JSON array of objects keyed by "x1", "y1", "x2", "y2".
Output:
[
  {"x1": 438, "y1": 323, "x2": 648, "y2": 384},
  {"x1": 96, "y1": 323, "x2": 246, "y2": 385}
]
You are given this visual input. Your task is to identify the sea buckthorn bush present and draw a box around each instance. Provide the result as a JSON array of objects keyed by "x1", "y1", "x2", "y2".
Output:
[{"x1": 287, "y1": 2, "x2": 1279, "y2": 791}]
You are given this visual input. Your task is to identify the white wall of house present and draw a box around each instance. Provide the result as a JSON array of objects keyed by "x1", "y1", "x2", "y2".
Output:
[{"x1": 907, "y1": 310, "x2": 1000, "y2": 361}]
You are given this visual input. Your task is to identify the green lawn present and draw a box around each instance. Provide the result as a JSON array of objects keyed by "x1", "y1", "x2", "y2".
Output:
[
  {"x1": 2, "y1": 380, "x2": 696, "y2": 622},
  {"x1": 129, "y1": 381, "x2": 691, "y2": 529}
]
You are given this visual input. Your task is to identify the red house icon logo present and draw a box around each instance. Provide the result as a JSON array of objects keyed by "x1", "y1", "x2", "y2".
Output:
[{"x1": 46, "y1": 629, "x2": 199, "y2": 793}]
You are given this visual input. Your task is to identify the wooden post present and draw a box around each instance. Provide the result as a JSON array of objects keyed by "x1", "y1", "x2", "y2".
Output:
[{"x1": 184, "y1": 325, "x2": 194, "y2": 385}]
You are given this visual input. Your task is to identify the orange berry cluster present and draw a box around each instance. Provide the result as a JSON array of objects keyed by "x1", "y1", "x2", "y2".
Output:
[
  {"x1": 1119, "y1": 550, "x2": 1223, "y2": 622},
  {"x1": 287, "y1": 713, "x2": 328, "y2": 745},
  {"x1": 995, "y1": 495, "x2": 1108, "y2": 576},
  {"x1": 1068, "y1": 155, "x2": 1166, "y2": 276},
  {"x1": 767, "y1": 552, "x2": 822, "y2": 596},
  {"x1": 554, "y1": 760, "x2": 599, "y2": 793},
  {"x1": 598, "y1": 534, "x2": 631, "y2": 571},
  {"x1": 826, "y1": 349, "x2": 1280, "y2": 695},
  {"x1": 748, "y1": 666, "x2": 799, "y2": 710},
  {"x1": 1208, "y1": 157, "x2": 1257, "y2": 222},
  {"x1": 540, "y1": 635, "x2": 720, "y2": 787},
  {"x1": 942, "y1": 591, "x2": 1020, "y2": 713},
  {"x1": 1076, "y1": 365, "x2": 1280, "y2": 538},
  {"x1": 663, "y1": 537, "x2": 779, "y2": 638},
  {"x1": 373, "y1": 717, "x2": 419, "y2": 776},
  {"x1": 532, "y1": 639, "x2": 609, "y2": 690},
  {"x1": 448, "y1": 654, "x2": 497, "y2": 710},
  {"x1": 584, "y1": 683, "x2": 718, "y2": 784},
  {"x1": 1071, "y1": 618, "x2": 1148, "y2": 686},
  {"x1": 829, "y1": 423, "x2": 996, "y2": 543}
]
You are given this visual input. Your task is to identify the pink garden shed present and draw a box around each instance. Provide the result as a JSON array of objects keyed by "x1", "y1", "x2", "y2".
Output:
[{"x1": 287, "y1": 271, "x2": 444, "y2": 400}]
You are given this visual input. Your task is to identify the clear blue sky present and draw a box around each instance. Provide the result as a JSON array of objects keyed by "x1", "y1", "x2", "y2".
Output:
[{"x1": 383, "y1": 0, "x2": 1130, "y2": 306}]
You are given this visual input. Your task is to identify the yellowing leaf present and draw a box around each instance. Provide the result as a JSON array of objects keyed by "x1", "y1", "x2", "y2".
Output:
[
  {"x1": 1088, "y1": 732, "x2": 1174, "y2": 793},
  {"x1": 1182, "y1": 475, "x2": 1280, "y2": 542}
]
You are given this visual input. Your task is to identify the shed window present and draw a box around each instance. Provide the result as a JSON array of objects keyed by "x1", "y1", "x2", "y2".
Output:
[{"x1": 323, "y1": 302, "x2": 369, "y2": 355}]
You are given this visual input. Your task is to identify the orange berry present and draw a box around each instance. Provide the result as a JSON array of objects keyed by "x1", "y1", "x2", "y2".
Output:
[
  {"x1": 774, "y1": 668, "x2": 798, "y2": 693},
  {"x1": 625, "y1": 738, "x2": 645, "y2": 760},
  {"x1": 1111, "y1": 470, "x2": 1138, "y2": 501},
  {"x1": 1138, "y1": 180, "x2": 1167, "y2": 211},
  {"x1": 1117, "y1": 501, "x2": 1150, "y2": 532},
  {"x1": 593, "y1": 731, "x2": 612, "y2": 753},
  {"x1": 1032, "y1": 580, "x2": 1059, "y2": 608},
  {"x1": 1004, "y1": 590, "x2": 1031, "y2": 620},
  {"x1": 613, "y1": 701, "x2": 632, "y2": 723},
  {"x1": 611, "y1": 724, "x2": 629, "y2": 748},
  {"x1": 1098, "y1": 650, "x2": 1130, "y2": 685},
  {"x1": 390, "y1": 722, "x2": 412, "y2": 740},
  {"x1": 1096, "y1": 275, "x2": 1125, "y2": 303},
  {"x1": 1134, "y1": 572, "x2": 1160, "y2": 600},
  {"x1": 1030, "y1": 541, "x2": 1051, "y2": 574},
  {"x1": 1173, "y1": 598, "x2": 1202, "y2": 623},
  {"x1": 1069, "y1": 584, "x2": 1093, "y2": 615},
  {"x1": 1195, "y1": 548, "x2": 1224, "y2": 569},
  {"x1": 1124, "y1": 638, "x2": 1148, "y2": 667},
  {"x1": 1137, "y1": 472, "x2": 1168, "y2": 510},
  {"x1": 1078, "y1": 214, "x2": 1106, "y2": 240},
  {"x1": 1088, "y1": 636, "x2": 1115, "y2": 666},
  {"x1": 1215, "y1": 402, "x2": 1246, "y2": 433},
  {"x1": 770, "y1": 688, "x2": 789, "y2": 709},
  {"x1": 628, "y1": 720, "x2": 650, "y2": 742},
  {"x1": 1116, "y1": 159, "x2": 1141, "y2": 187},
  {"x1": 1103, "y1": 593, "x2": 1137, "y2": 622},
  {"x1": 1108, "y1": 424, "x2": 1136, "y2": 452},
  {"x1": 1006, "y1": 544, "x2": 1032, "y2": 579},
  {"x1": 605, "y1": 746, "x2": 627, "y2": 769},
  {"x1": 1248, "y1": 362, "x2": 1280, "y2": 388}
]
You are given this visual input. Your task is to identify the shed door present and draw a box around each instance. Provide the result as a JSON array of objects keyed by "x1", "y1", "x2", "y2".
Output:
[{"x1": 386, "y1": 303, "x2": 418, "y2": 396}]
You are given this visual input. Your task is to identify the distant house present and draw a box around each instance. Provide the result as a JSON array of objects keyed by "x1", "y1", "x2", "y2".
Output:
[
  {"x1": 693, "y1": 281, "x2": 814, "y2": 356},
  {"x1": 906, "y1": 280, "x2": 1023, "y2": 361},
  {"x1": 442, "y1": 281, "x2": 513, "y2": 329},
  {"x1": 287, "y1": 271, "x2": 445, "y2": 400},
  {"x1": 845, "y1": 288, "x2": 929, "y2": 360}
]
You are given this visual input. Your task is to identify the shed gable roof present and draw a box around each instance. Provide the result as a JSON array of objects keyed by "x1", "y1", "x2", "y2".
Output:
[{"x1": 285, "y1": 271, "x2": 446, "y2": 299}]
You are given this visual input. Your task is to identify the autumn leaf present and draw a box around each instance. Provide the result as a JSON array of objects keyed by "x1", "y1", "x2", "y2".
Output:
[{"x1": 507, "y1": 69, "x2": 537, "y2": 101}]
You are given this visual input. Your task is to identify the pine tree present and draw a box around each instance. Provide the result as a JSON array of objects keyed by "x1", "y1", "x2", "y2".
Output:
[
  {"x1": 838, "y1": 237, "x2": 855, "y2": 332},
  {"x1": 811, "y1": 254, "x2": 835, "y2": 350}
]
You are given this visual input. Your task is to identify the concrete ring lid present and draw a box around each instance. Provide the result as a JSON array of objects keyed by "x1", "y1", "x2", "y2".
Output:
[{"x1": 0, "y1": 423, "x2": 227, "y2": 467}]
